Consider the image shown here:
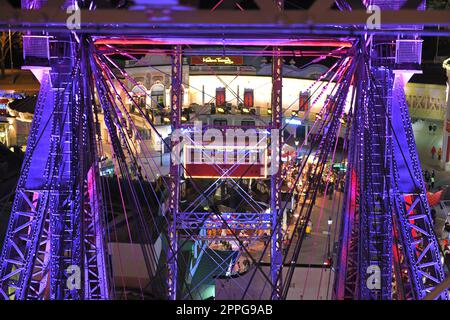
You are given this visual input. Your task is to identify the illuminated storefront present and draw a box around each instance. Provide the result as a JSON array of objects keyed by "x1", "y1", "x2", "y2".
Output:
[{"x1": 442, "y1": 58, "x2": 450, "y2": 170}]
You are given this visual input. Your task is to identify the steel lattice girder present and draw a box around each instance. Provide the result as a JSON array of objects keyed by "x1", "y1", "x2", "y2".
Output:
[
  {"x1": 389, "y1": 76, "x2": 448, "y2": 300},
  {"x1": 1, "y1": 0, "x2": 450, "y2": 36},
  {"x1": 167, "y1": 44, "x2": 183, "y2": 300},
  {"x1": 270, "y1": 47, "x2": 283, "y2": 300},
  {"x1": 358, "y1": 67, "x2": 393, "y2": 300},
  {"x1": 0, "y1": 35, "x2": 110, "y2": 300},
  {"x1": 333, "y1": 58, "x2": 363, "y2": 300}
]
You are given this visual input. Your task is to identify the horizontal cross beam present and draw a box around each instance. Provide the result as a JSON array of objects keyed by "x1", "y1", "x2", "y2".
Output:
[{"x1": 1, "y1": 3, "x2": 450, "y2": 37}]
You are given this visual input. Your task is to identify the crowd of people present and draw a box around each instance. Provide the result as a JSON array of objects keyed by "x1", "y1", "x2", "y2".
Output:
[
  {"x1": 281, "y1": 159, "x2": 346, "y2": 201},
  {"x1": 430, "y1": 145, "x2": 443, "y2": 161}
]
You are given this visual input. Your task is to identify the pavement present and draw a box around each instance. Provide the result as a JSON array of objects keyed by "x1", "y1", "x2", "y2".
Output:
[
  {"x1": 238, "y1": 190, "x2": 342, "y2": 267},
  {"x1": 236, "y1": 119, "x2": 450, "y2": 271},
  {"x1": 413, "y1": 119, "x2": 450, "y2": 189}
]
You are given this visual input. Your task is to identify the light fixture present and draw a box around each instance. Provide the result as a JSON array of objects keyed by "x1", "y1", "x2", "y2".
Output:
[
  {"x1": 242, "y1": 108, "x2": 250, "y2": 113},
  {"x1": 217, "y1": 107, "x2": 225, "y2": 113}
]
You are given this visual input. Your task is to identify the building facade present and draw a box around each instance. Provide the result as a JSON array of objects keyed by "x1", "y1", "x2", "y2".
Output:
[{"x1": 441, "y1": 58, "x2": 450, "y2": 170}]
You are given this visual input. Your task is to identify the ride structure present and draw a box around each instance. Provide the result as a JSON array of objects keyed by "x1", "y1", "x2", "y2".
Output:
[{"x1": 0, "y1": 0, "x2": 448, "y2": 300}]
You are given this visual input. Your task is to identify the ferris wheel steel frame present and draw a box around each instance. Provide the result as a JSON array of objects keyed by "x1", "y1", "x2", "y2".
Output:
[{"x1": 0, "y1": 0, "x2": 448, "y2": 300}]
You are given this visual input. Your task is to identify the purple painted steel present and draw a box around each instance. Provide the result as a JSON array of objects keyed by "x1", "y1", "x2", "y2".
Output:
[
  {"x1": 168, "y1": 44, "x2": 183, "y2": 300},
  {"x1": 0, "y1": 36, "x2": 110, "y2": 299},
  {"x1": 358, "y1": 66, "x2": 393, "y2": 300},
  {"x1": 270, "y1": 47, "x2": 283, "y2": 300},
  {"x1": 0, "y1": 74, "x2": 54, "y2": 299},
  {"x1": 333, "y1": 61, "x2": 362, "y2": 300},
  {"x1": 389, "y1": 75, "x2": 448, "y2": 300}
]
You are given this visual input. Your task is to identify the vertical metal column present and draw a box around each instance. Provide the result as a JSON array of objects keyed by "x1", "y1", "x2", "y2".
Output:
[
  {"x1": 358, "y1": 67, "x2": 393, "y2": 300},
  {"x1": 168, "y1": 45, "x2": 183, "y2": 300},
  {"x1": 270, "y1": 47, "x2": 283, "y2": 300},
  {"x1": 390, "y1": 75, "x2": 448, "y2": 300},
  {"x1": 334, "y1": 59, "x2": 364, "y2": 299},
  {"x1": 81, "y1": 40, "x2": 110, "y2": 300}
]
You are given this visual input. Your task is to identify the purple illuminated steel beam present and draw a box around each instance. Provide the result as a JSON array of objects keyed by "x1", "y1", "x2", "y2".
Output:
[
  {"x1": 333, "y1": 60, "x2": 362, "y2": 300},
  {"x1": 167, "y1": 44, "x2": 183, "y2": 300},
  {"x1": 358, "y1": 66, "x2": 393, "y2": 300},
  {"x1": 0, "y1": 35, "x2": 110, "y2": 300},
  {"x1": 270, "y1": 46, "x2": 283, "y2": 300},
  {"x1": 81, "y1": 41, "x2": 111, "y2": 300},
  {"x1": 388, "y1": 76, "x2": 448, "y2": 300},
  {"x1": 0, "y1": 74, "x2": 54, "y2": 299}
]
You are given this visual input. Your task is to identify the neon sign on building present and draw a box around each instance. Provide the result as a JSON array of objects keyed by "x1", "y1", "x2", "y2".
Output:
[{"x1": 191, "y1": 56, "x2": 244, "y2": 65}]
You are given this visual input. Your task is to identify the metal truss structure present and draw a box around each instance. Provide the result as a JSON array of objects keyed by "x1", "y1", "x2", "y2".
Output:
[
  {"x1": 1, "y1": 0, "x2": 450, "y2": 36},
  {"x1": 0, "y1": 27, "x2": 110, "y2": 299},
  {"x1": 0, "y1": 0, "x2": 448, "y2": 300}
]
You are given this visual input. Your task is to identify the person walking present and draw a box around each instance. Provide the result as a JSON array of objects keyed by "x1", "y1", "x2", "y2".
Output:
[
  {"x1": 438, "y1": 147, "x2": 442, "y2": 161},
  {"x1": 424, "y1": 169, "x2": 430, "y2": 183},
  {"x1": 328, "y1": 182, "x2": 334, "y2": 200},
  {"x1": 429, "y1": 124, "x2": 433, "y2": 134},
  {"x1": 433, "y1": 124, "x2": 437, "y2": 135},
  {"x1": 432, "y1": 170, "x2": 435, "y2": 179},
  {"x1": 431, "y1": 146, "x2": 436, "y2": 159},
  {"x1": 305, "y1": 220, "x2": 312, "y2": 238},
  {"x1": 430, "y1": 176, "x2": 435, "y2": 190}
]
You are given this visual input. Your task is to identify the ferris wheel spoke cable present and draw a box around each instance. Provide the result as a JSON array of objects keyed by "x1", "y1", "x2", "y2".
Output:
[
  {"x1": 240, "y1": 63, "x2": 351, "y2": 299},
  {"x1": 96, "y1": 58, "x2": 285, "y2": 291},
  {"x1": 307, "y1": 67, "x2": 358, "y2": 299},
  {"x1": 96, "y1": 57, "x2": 251, "y2": 298},
  {"x1": 267, "y1": 58, "x2": 353, "y2": 299},
  {"x1": 302, "y1": 121, "x2": 343, "y2": 299},
  {"x1": 94, "y1": 71, "x2": 192, "y2": 299},
  {"x1": 94, "y1": 39, "x2": 356, "y2": 298},
  {"x1": 90, "y1": 73, "x2": 127, "y2": 299},
  {"x1": 92, "y1": 61, "x2": 171, "y2": 299},
  {"x1": 99, "y1": 44, "x2": 340, "y2": 126},
  {"x1": 322, "y1": 77, "x2": 357, "y2": 300},
  {"x1": 278, "y1": 59, "x2": 357, "y2": 299}
]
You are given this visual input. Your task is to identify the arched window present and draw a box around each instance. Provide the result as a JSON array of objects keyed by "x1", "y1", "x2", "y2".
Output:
[
  {"x1": 131, "y1": 84, "x2": 148, "y2": 114},
  {"x1": 151, "y1": 83, "x2": 165, "y2": 109}
]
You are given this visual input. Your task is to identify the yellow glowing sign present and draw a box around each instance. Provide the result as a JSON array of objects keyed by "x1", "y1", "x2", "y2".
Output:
[
  {"x1": 202, "y1": 57, "x2": 234, "y2": 65},
  {"x1": 191, "y1": 56, "x2": 243, "y2": 65}
]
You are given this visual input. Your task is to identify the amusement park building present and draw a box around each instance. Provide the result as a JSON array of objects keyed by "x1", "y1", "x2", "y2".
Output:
[{"x1": 441, "y1": 58, "x2": 450, "y2": 170}]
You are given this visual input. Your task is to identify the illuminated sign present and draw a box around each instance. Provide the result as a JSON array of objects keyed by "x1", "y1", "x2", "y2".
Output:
[
  {"x1": 0, "y1": 99, "x2": 8, "y2": 116},
  {"x1": 191, "y1": 56, "x2": 244, "y2": 66},
  {"x1": 286, "y1": 118, "x2": 302, "y2": 126},
  {"x1": 404, "y1": 83, "x2": 446, "y2": 121}
]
